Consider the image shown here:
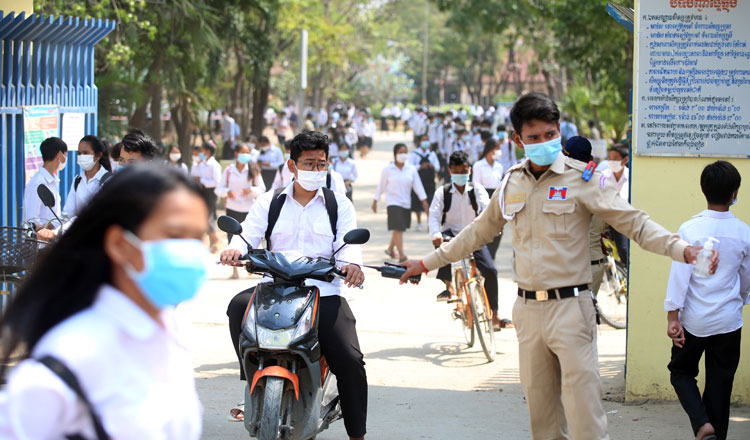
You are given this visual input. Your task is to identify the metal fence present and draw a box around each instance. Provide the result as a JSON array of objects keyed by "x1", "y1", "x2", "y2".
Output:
[{"x1": 0, "y1": 11, "x2": 114, "y2": 227}]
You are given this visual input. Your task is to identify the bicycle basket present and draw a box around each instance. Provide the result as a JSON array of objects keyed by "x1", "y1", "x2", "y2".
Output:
[{"x1": 0, "y1": 227, "x2": 42, "y2": 275}]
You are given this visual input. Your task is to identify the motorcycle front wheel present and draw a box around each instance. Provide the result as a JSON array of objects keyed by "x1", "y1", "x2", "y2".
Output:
[{"x1": 259, "y1": 376, "x2": 286, "y2": 440}]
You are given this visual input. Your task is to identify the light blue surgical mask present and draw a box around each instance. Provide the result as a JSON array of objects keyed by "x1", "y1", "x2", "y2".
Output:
[
  {"x1": 730, "y1": 197, "x2": 737, "y2": 206},
  {"x1": 123, "y1": 231, "x2": 209, "y2": 308},
  {"x1": 199, "y1": 153, "x2": 206, "y2": 161},
  {"x1": 237, "y1": 153, "x2": 252, "y2": 164},
  {"x1": 339, "y1": 151, "x2": 350, "y2": 159},
  {"x1": 451, "y1": 173, "x2": 470, "y2": 186},
  {"x1": 285, "y1": 153, "x2": 291, "y2": 160},
  {"x1": 420, "y1": 141, "x2": 431, "y2": 150},
  {"x1": 522, "y1": 136, "x2": 562, "y2": 166}
]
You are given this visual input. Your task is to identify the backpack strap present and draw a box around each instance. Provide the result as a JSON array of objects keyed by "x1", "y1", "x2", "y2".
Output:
[
  {"x1": 326, "y1": 172, "x2": 332, "y2": 189},
  {"x1": 441, "y1": 183, "x2": 452, "y2": 226},
  {"x1": 467, "y1": 186, "x2": 479, "y2": 217},
  {"x1": 99, "y1": 172, "x2": 112, "y2": 187},
  {"x1": 37, "y1": 356, "x2": 110, "y2": 440},
  {"x1": 264, "y1": 187, "x2": 286, "y2": 250},
  {"x1": 74, "y1": 175, "x2": 82, "y2": 191},
  {"x1": 321, "y1": 187, "x2": 338, "y2": 239}
]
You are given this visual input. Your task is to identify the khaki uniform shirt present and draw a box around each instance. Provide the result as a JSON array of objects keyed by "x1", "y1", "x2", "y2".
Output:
[{"x1": 423, "y1": 153, "x2": 690, "y2": 291}]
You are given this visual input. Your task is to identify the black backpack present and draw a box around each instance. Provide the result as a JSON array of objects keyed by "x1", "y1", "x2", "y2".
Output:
[
  {"x1": 441, "y1": 183, "x2": 478, "y2": 226},
  {"x1": 74, "y1": 172, "x2": 112, "y2": 192},
  {"x1": 265, "y1": 186, "x2": 338, "y2": 250}
]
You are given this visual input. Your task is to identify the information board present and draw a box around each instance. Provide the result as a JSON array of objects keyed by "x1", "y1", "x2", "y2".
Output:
[
  {"x1": 635, "y1": 0, "x2": 750, "y2": 157},
  {"x1": 22, "y1": 106, "x2": 60, "y2": 184},
  {"x1": 61, "y1": 112, "x2": 86, "y2": 152}
]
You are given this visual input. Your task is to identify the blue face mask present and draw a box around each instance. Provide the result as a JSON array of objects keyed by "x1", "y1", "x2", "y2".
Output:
[
  {"x1": 522, "y1": 136, "x2": 562, "y2": 166},
  {"x1": 451, "y1": 173, "x2": 470, "y2": 186},
  {"x1": 237, "y1": 153, "x2": 252, "y2": 164},
  {"x1": 339, "y1": 151, "x2": 349, "y2": 159},
  {"x1": 199, "y1": 153, "x2": 206, "y2": 161},
  {"x1": 285, "y1": 153, "x2": 291, "y2": 160},
  {"x1": 730, "y1": 197, "x2": 737, "y2": 206},
  {"x1": 420, "y1": 141, "x2": 431, "y2": 150},
  {"x1": 123, "y1": 231, "x2": 209, "y2": 308}
]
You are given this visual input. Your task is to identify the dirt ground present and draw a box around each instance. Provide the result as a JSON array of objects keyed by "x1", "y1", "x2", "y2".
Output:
[{"x1": 179, "y1": 132, "x2": 750, "y2": 439}]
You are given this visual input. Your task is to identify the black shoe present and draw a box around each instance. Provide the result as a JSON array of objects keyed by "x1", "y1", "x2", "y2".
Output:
[{"x1": 436, "y1": 290, "x2": 451, "y2": 302}]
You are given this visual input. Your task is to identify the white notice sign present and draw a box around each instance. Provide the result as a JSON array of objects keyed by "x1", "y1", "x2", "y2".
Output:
[
  {"x1": 635, "y1": 0, "x2": 750, "y2": 157},
  {"x1": 61, "y1": 113, "x2": 86, "y2": 152}
]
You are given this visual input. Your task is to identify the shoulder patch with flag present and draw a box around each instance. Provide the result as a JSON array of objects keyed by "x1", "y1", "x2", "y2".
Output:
[{"x1": 548, "y1": 186, "x2": 568, "y2": 201}]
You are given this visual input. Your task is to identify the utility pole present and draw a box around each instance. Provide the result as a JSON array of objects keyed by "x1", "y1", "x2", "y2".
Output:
[
  {"x1": 422, "y1": 0, "x2": 428, "y2": 105},
  {"x1": 296, "y1": 29, "x2": 308, "y2": 132}
]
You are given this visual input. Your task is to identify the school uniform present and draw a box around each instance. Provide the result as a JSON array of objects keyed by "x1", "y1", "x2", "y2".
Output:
[
  {"x1": 257, "y1": 146, "x2": 285, "y2": 189},
  {"x1": 170, "y1": 162, "x2": 189, "y2": 175},
  {"x1": 194, "y1": 156, "x2": 222, "y2": 231},
  {"x1": 215, "y1": 163, "x2": 266, "y2": 241},
  {"x1": 429, "y1": 182, "x2": 499, "y2": 311},
  {"x1": 472, "y1": 157, "x2": 505, "y2": 259},
  {"x1": 374, "y1": 162, "x2": 426, "y2": 231},
  {"x1": 271, "y1": 165, "x2": 294, "y2": 191},
  {"x1": 225, "y1": 184, "x2": 367, "y2": 438},
  {"x1": 22, "y1": 167, "x2": 60, "y2": 228},
  {"x1": 0, "y1": 285, "x2": 202, "y2": 439},
  {"x1": 603, "y1": 167, "x2": 630, "y2": 265},
  {"x1": 62, "y1": 167, "x2": 110, "y2": 219},
  {"x1": 334, "y1": 158, "x2": 358, "y2": 201},
  {"x1": 408, "y1": 148, "x2": 440, "y2": 213},
  {"x1": 499, "y1": 139, "x2": 518, "y2": 174},
  {"x1": 665, "y1": 209, "x2": 750, "y2": 440}
]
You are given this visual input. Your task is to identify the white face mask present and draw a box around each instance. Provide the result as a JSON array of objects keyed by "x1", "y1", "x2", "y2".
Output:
[
  {"x1": 296, "y1": 169, "x2": 327, "y2": 191},
  {"x1": 493, "y1": 150, "x2": 502, "y2": 160},
  {"x1": 57, "y1": 156, "x2": 67, "y2": 172},
  {"x1": 396, "y1": 153, "x2": 409, "y2": 164},
  {"x1": 608, "y1": 160, "x2": 624, "y2": 174},
  {"x1": 77, "y1": 154, "x2": 96, "y2": 171},
  {"x1": 169, "y1": 153, "x2": 182, "y2": 162}
]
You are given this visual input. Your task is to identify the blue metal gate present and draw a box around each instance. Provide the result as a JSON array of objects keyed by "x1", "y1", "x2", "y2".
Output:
[{"x1": 0, "y1": 11, "x2": 114, "y2": 227}]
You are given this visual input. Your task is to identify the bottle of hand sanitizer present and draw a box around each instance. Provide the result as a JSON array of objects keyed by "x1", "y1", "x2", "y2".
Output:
[{"x1": 692, "y1": 237, "x2": 719, "y2": 278}]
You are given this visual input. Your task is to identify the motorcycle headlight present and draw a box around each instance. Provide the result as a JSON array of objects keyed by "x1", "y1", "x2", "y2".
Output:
[
  {"x1": 257, "y1": 327, "x2": 295, "y2": 350},
  {"x1": 290, "y1": 306, "x2": 314, "y2": 344},
  {"x1": 242, "y1": 303, "x2": 257, "y2": 341}
]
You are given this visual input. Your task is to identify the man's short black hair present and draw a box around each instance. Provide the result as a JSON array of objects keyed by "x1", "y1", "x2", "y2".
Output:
[
  {"x1": 40, "y1": 137, "x2": 68, "y2": 162},
  {"x1": 609, "y1": 143, "x2": 629, "y2": 160},
  {"x1": 201, "y1": 142, "x2": 215, "y2": 156},
  {"x1": 121, "y1": 130, "x2": 157, "y2": 160},
  {"x1": 259, "y1": 136, "x2": 270, "y2": 144},
  {"x1": 701, "y1": 160, "x2": 741, "y2": 205},
  {"x1": 510, "y1": 92, "x2": 560, "y2": 135},
  {"x1": 449, "y1": 150, "x2": 469, "y2": 167},
  {"x1": 480, "y1": 130, "x2": 492, "y2": 141},
  {"x1": 289, "y1": 131, "x2": 329, "y2": 162}
]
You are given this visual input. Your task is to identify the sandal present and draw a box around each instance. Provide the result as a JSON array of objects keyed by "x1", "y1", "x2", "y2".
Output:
[
  {"x1": 384, "y1": 249, "x2": 396, "y2": 259},
  {"x1": 500, "y1": 319, "x2": 514, "y2": 329},
  {"x1": 399, "y1": 256, "x2": 408, "y2": 263},
  {"x1": 227, "y1": 403, "x2": 244, "y2": 422}
]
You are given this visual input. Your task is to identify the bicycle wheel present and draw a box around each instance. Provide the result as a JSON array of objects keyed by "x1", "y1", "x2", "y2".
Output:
[
  {"x1": 596, "y1": 259, "x2": 628, "y2": 329},
  {"x1": 469, "y1": 279, "x2": 495, "y2": 362},
  {"x1": 453, "y1": 268, "x2": 474, "y2": 348}
]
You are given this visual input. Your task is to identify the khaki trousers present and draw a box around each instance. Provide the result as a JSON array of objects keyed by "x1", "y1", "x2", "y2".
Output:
[{"x1": 512, "y1": 292, "x2": 609, "y2": 440}]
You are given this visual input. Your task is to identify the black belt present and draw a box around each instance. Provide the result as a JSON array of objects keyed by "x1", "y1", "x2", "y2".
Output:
[
  {"x1": 590, "y1": 258, "x2": 606, "y2": 265},
  {"x1": 518, "y1": 284, "x2": 589, "y2": 301}
]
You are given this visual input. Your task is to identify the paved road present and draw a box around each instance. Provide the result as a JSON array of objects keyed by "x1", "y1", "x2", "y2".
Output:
[{"x1": 179, "y1": 132, "x2": 750, "y2": 439}]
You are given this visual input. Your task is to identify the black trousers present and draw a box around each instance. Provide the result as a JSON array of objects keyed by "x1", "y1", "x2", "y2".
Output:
[
  {"x1": 227, "y1": 289, "x2": 367, "y2": 438},
  {"x1": 225, "y1": 208, "x2": 248, "y2": 243},
  {"x1": 435, "y1": 231, "x2": 499, "y2": 311},
  {"x1": 260, "y1": 169, "x2": 277, "y2": 190},
  {"x1": 668, "y1": 328, "x2": 742, "y2": 440},
  {"x1": 202, "y1": 187, "x2": 218, "y2": 233}
]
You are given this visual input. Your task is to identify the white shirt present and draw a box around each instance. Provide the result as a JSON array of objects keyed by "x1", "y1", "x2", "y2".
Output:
[
  {"x1": 373, "y1": 162, "x2": 427, "y2": 209},
  {"x1": 408, "y1": 149, "x2": 441, "y2": 172},
  {"x1": 258, "y1": 146, "x2": 285, "y2": 170},
  {"x1": 62, "y1": 166, "x2": 110, "y2": 219},
  {"x1": 0, "y1": 285, "x2": 202, "y2": 439},
  {"x1": 271, "y1": 165, "x2": 294, "y2": 190},
  {"x1": 328, "y1": 169, "x2": 347, "y2": 195},
  {"x1": 170, "y1": 162, "x2": 189, "y2": 175},
  {"x1": 454, "y1": 139, "x2": 476, "y2": 163},
  {"x1": 195, "y1": 156, "x2": 222, "y2": 188},
  {"x1": 222, "y1": 114, "x2": 236, "y2": 142},
  {"x1": 228, "y1": 183, "x2": 363, "y2": 297},
  {"x1": 429, "y1": 182, "x2": 490, "y2": 239},
  {"x1": 602, "y1": 167, "x2": 629, "y2": 200},
  {"x1": 215, "y1": 163, "x2": 266, "y2": 212},
  {"x1": 334, "y1": 158, "x2": 358, "y2": 183},
  {"x1": 363, "y1": 120, "x2": 376, "y2": 137},
  {"x1": 664, "y1": 210, "x2": 750, "y2": 337},
  {"x1": 472, "y1": 158, "x2": 504, "y2": 190},
  {"x1": 22, "y1": 167, "x2": 60, "y2": 228},
  {"x1": 499, "y1": 139, "x2": 518, "y2": 173},
  {"x1": 317, "y1": 109, "x2": 328, "y2": 127},
  {"x1": 344, "y1": 128, "x2": 358, "y2": 147}
]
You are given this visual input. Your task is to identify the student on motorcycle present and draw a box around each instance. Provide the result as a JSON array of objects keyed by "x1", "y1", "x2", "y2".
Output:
[{"x1": 220, "y1": 131, "x2": 367, "y2": 440}]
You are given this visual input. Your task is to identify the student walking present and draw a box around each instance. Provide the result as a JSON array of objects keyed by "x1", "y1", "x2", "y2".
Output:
[
  {"x1": 373, "y1": 144, "x2": 428, "y2": 262},
  {"x1": 472, "y1": 139, "x2": 505, "y2": 260},
  {"x1": 409, "y1": 134, "x2": 440, "y2": 232},
  {"x1": 665, "y1": 161, "x2": 749, "y2": 440},
  {"x1": 194, "y1": 142, "x2": 222, "y2": 252},
  {"x1": 333, "y1": 144, "x2": 358, "y2": 201},
  {"x1": 167, "y1": 144, "x2": 189, "y2": 174}
]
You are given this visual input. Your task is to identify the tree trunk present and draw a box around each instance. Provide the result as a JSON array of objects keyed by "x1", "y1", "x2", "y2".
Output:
[
  {"x1": 130, "y1": 101, "x2": 149, "y2": 131},
  {"x1": 251, "y1": 71, "x2": 271, "y2": 138},
  {"x1": 149, "y1": 80, "x2": 163, "y2": 142},
  {"x1": 172, "y1": 97, "x2": 193, "y2": 165}
]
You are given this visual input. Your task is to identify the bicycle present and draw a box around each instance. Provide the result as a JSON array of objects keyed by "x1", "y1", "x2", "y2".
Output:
[
  {"x1": 594, "y1": 235, "x2": 628, "y2": 329},
  {"x1": 0, "y1": 225, "x2": 45, "y2": 316},
  {"x1": 448, "y1": 246, "x2": 496, "y2": 362}
]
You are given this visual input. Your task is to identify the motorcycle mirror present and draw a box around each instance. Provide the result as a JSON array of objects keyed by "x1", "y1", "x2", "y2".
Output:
[
  {"x1": 343, "y1": 228, "x2": 370, "y2": 245},
  {"x1": 37, "y1": 185, "x2": 55, "y2": 208},
  {"x1": 218, "y1": 215, "x2": 242, "y2": 235}
]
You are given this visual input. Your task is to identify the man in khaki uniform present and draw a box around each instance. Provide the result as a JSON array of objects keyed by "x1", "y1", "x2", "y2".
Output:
[{"x1": 400, "y1": 93, "x2": 713, "y2": 440}]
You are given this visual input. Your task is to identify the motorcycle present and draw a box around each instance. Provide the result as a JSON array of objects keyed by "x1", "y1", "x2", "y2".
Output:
[{"x1": 217, "y1": 215, "x2": 419, "y2": 440}]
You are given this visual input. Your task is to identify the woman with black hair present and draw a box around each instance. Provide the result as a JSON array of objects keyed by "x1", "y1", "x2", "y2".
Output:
[
  {"x1": 216, "y1": 143, "x2": 265, "y2": 279},
  {"x1": 373, "y1": 143, "x2": 428, "y2": 262},
  {"x1": 0, "y1": 165, "x2": 208, "y2": 439},
  {"x1": 194, "y1": 142, "x2": 222, "y2": 252},
  {"x1": 167, "y1": 144, "x2": 189, "y2": 174},
  {"x1": 62, "y1": 135, "x2": 113, "y2": 219}
]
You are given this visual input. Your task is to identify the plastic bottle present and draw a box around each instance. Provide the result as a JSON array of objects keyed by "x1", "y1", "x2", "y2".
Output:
[{"x1": 692, "y1": 237, "x2": 719, "y2": 278}]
